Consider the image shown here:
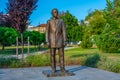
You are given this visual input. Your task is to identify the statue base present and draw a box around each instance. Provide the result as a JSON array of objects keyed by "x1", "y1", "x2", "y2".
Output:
[{"x1": 42, "y1": 70, "x2": 74, "y2": 77}]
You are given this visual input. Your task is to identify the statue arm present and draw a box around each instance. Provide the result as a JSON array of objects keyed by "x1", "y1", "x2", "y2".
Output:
[
  {"x1": 62, "y1": 20, "x2": 67, "y2": 46},
  {"x1": 46, "y1": 20, "x2": 50, "y2": 45}
]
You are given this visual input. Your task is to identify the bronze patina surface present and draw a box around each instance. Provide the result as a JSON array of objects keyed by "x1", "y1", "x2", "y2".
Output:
[{"x1": 43, "y1": 8, "x2": 74, "y2": 77}]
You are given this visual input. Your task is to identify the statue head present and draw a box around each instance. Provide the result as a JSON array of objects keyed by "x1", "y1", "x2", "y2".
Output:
[{"x1": 51, "y1": 8, "x2": 58, "y2": 19}]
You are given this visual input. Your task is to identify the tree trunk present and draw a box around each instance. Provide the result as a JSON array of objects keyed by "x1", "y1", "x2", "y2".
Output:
[
  {"x1": 34, "y1": 41, "x2": 37, "y2": 51},
  {"x1": 16, "y1": 37, "x2": 18, "y2": 59},
  {"x1": 21, "y1": 33, "x2": 24, "y2": 59},
  {"x1": 28, "y1": 36, "x2": 30, "y2": 55},
  {"x1": 2, "y1": 44, "x2": 5, "y2": 51},
  {"x1": 38, "y1": 42, "x2": 40, "y2": 51}
]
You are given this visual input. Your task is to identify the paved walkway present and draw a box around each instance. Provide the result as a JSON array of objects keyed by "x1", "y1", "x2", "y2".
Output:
[
  {"x1": 1, "y1": 47, "x2": 74, "y2": 59},
  {"x1": 0, "y1": 66, "x2": 120, "y2": 80}
]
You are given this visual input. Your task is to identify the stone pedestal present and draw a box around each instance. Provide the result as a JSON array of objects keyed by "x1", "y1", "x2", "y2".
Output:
[{"x1": 42, "y1": 70, "x2": 74, "y2": 77}]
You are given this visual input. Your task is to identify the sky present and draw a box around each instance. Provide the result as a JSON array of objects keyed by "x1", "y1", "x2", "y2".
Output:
[{"x1": 0, "y1": 0, "x2": 106, "y2": 26}]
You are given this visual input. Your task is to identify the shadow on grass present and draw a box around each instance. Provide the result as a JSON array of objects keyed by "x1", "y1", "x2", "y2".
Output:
[
  {"x1": 70, "y1": 53, "x2": 94, "y2": 58},
  {"x1": 108, "y1": 49, "x2": 120, "y2": 54},
  {"x1": 100, "y1": 48, "x2": 120, "y2": 54},
  {"x1": 67, "y1": 54, "x2": 100, "y2": 72}
]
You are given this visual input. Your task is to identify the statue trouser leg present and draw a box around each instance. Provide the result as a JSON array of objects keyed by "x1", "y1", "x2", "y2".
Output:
[
  {"x1": 58, "y1": 48, "x2": 65, "y2": 72},
  {"x1": 50, "y1": 48, "x2": 56, "y2": 73}
]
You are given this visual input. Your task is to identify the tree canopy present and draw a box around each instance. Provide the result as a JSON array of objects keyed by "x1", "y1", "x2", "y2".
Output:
[
  {"x1": 7, "y1": 0, "x2": 38, "y2": 33},
  {"x1": 60, "y1": 11, "x2": 82, "y2": 42},
  {"x1": 0, "y1": 27, "x2": 18, "y2": 50}
]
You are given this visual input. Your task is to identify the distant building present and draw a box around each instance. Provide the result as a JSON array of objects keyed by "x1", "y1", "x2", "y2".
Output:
[
  {"x1": 78, "y1": 20, "x2": 90, "y2": 26},
  {"x1": 27, "y1": 25, "x2": 34, "y2": 31},
  {"x1": 84, "y1": 21, "x2": 89, "y2": 26},
  {"x1": 33, "y1": 24, "x2": 46, "y2": 33},
  {"x1": 27, "y1": 24, "x2": 47, "y2": 33}
]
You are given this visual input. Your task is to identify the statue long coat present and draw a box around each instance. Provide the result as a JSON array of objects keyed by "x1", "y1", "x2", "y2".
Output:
[{"x1": 46, "y1": 18, "x2": 66, "y2": 48}]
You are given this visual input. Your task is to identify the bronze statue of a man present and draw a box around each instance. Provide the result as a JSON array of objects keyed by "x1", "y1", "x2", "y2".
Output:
[{"x1": 46, "y1": 8, "x2": 66, "y2": 73}]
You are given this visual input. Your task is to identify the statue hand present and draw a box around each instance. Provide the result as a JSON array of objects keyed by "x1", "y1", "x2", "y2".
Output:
[
  {"x1": 46, "y1": 42, "x2": 50, "y2": 47},
  {"x1": 64, "y1": 41, "x2": 67, "y2": 47}
]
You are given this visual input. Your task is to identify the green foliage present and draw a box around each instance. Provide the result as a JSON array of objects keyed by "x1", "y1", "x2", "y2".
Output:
[
  {"x1": 73, "y1": 26, "x2": 83, "y2": 41},
  {"x1": 84, "y1": 0, "x2": 120, "y2": 53},
  {"x1": 84, "y1": 10, "x2": 107, "y2": 49},
  {"x1": 81, "y1": 27, "x2": 93, "y2": 48},
  {"x1": 84, "y1": 53, "x2": 100, "y2": 67},
  {"x1": 40, "y1": 33, "x2": 45, "y2": 43},
  {"x1": 104, "y1": 0, "x2": 120, "y2": 28},
  {"x1": 106, "y1": 60, "x2": 120, "y2": 73},
  {"x1": 87, "y1": 10, "x2": 107, "y2": 35},
  {"x1": 25, "y1": 54, "x2": 50, "y2": 66},
  {"x1": 114, "y1": 0, "x2": 120, "y2": 18},
  {"x1": 94, "y1": 24, "x2": 120, "y2": 53},
  {"x1": 0, "y1": 57, "x2": 21, "y2": 68},
  {"x1": 105, "y1": 0, "x2": 114, "y2": 12},
  {"x1": 0, "y1": 27, "x2": 18, "y2": 50},
  {"x1": 60, "y1": 11, "x2": 78, "y2": 27},
  {"x1": 60, "y1": 11, "x2": 83, "y2": 42},
  {"x1": 81, "y1": 38, "x2": 93, "y2": 49},
  {"x1": 103, "y1": 59, "x2": 120, "y2": 73},
  {"x1": 66, "y1": 26, "x2": 83, "y2": 42},
  {"x1": 0, "y1": 54, "x2": 50, "y2": 68},
  {"x1": 23, "y1": 31, "x2": 45, "y2": 45}
]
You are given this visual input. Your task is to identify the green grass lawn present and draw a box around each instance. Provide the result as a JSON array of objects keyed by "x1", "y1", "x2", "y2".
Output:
[
  {"x1": 65, "y1": 48, "x2": 99, "y2": 57},
  {"x1": 65, "y1": 47, "x2": 120, "y2": 59},
  {"x1": 55, "y1": 47, "x2": 120, "y2": 72}
]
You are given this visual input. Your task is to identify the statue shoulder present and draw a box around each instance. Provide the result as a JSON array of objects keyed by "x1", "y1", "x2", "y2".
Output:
[{"x1": 47, "y1": 20, "x2": 51, "y2": 24}]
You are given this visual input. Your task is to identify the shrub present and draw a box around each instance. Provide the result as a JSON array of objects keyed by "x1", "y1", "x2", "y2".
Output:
[
  {"x1": 96, "y1": 56, "x2": 120, "y2": 73},
  {"x1": 84, "y1": 53, "x2": 100, "y2": 67},
  {"x1": 0, "y1": 57, "x2": 20, "y2": 68},
  {"x1": 0, "y1": 27, "x2": 18, "y2": 50},
  {"x1": 25, "y1": 54, "x2": 50, "y2": 67},
  {"x1": 104, "y1": 59, "x2": 120, "y2": 73},
  {"x1": 94, "y1": 24, "x2": 120, "y2": 53},
  {"x1": 81, "y1": 33, "x2": 93, "y2": 48},
  {"x1": 0, "y1": 54, "x2": 50, "y2": 68}
]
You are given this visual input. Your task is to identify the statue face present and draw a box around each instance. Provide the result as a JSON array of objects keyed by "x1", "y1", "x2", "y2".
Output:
[{"x1": 52, "y1": 9, "x2": 58, "y2": 18}]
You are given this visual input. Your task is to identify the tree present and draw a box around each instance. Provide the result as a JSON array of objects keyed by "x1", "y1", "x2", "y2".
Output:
[
  {"x1": 86, "y1": 10, "x2": 107, "y2": 35},
  {"x1": 71, "y1": 26, "x2": 83, "y2": 41},
  {"x1": 82, "y1": 10, "x2": 107, "y2": 48},
  {"x1": 40, "y1": 33, "x2": 45, "y2": 43},
  {"x1": 6, "y1": 0, "x2": 38, "y2": 59},
  {"x1": 0, "y1": 27, "x2": 18, "y2": 50},
  {"x1": 80, "y1": 25, "x2": 93, "y2": 48},
  {"x1": 94, "y1": 24, "x2": 120, "y2": 52},
  {"x1": 23, "y1": 31, "x2": 40, "y2": 44},
  {"x1": 23, "y1": 31, "x2": 45, "y2": 50},
  {"x1": 7, "y1": 0, "x2": 38, "y2": 33},
  {"x1": 105, "y1": 0, "x2": 114, "y2": 12},
  {"x1": 104, "y1": 0, "x2": 120, "y2": 28},
  {"x1": 84, "y1": 0, "x2": 120, "y2": 50},
  {"x1": 60, "y1": 11, "x2": 78, "y2": 27},
  {"x1": 60, "y1": 11, "x2": 83, "y2": 42},
  {"x1": 113, "y1": 0, "x2": 120, "y2": 28}
]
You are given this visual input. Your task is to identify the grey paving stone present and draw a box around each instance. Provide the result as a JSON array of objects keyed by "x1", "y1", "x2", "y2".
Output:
[{"x1": 0, "y1": 66, "x2": 120, "y2": 80}]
